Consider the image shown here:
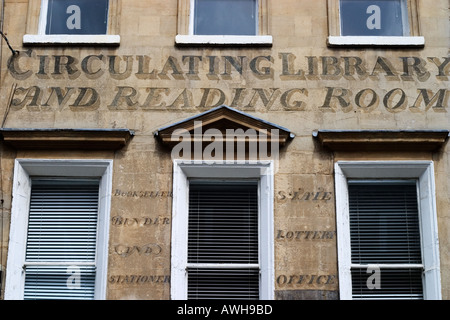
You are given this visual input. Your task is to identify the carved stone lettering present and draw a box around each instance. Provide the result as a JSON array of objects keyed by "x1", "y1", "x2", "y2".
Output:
[
  {"x1": 6, "y1": 51, "x2": 448, "y2": 113},
  {"x1": 276, "y1": 274, "x2": 338, "y2": 287},
  {"x1": 111, "y1": 216, "x2": 170, "y2": 227},
  {"x1": 276, "y1": 230, "x2": 336, "y2": 241},
  {"x1": 113, "y1": 189, "x2": 173, "y2": 198},
  {"x1": 8, "y1": 52, "x2": 449, "y2": 81},
  {"x1": 108, "y1": 275, "x2": 170, "y2": 284},
  {"x1": 277, "y1": 189, "x2": 333, "y2": 202},
  {"x1": 9, "y1": 85, "x2": 448, "y2": 113},
  {"x1": 113, "y1": 244, "x2": 162, "y2": 257},
  {"x1": 318, "y1": 87, "x2": 448, "y2": 112}
]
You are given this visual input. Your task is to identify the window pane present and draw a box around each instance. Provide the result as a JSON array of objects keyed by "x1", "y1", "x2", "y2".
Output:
[
  {"x1": 26, "y1": 179, "x2": 99, "y2": 262},
  {"x1": 348, "y1": 182, "x2": 422, "y2": 264},
  {"x1": 46, "y1": 0, "x2": 109, "y2": 35},
  {"x1": 351, "y1": 268, "x2": 423, "y2": 300},
  {"x1": 24, "y1": 266, "x2": 96, "y2": 300},
  {"x1": 24, "y1": 179, "x2": 99, "y2": 300},
  {"x1": 187, "y1": 181, "x2": 259, "y2": 300},
  {"x1": 348, "y1": 181, "x2": 424, "y2": 300},
  {"x1": 188, "y1": 182, "x2": 258, "y2": 264},
  {"x1": 340, "y1": 0, "x2": 407, "y2": 36},
  {"x1": 188, "y1": 268, "x2": 259, "y2": 300},
  {"x1": 194, "y1": 0, "x2": 257, "y2": 35}
]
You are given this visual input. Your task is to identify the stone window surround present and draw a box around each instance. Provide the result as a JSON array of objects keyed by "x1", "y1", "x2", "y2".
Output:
[
  {"x1": 23, "y1": 0, "x2": 121, "y2": 45},
  {"x1": 335, "y1": 160, "x2": 442, "y2": 300},
  {"x1": 170, "y1": 160, "x2": 275, "y2": 299},
  {"x1": 327, "y1": 0, "x2": 425, "y2": 47},
  {"x1": 4, "y1": 159, "x2": 113, "y2": 300},
  {"x1": 175, "y1": 0, "x2": 272, "y2": 46}
]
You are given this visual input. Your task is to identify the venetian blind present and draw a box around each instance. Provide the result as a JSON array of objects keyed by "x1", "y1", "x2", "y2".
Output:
[
  {"x1": 348, "y1": 181, "x2": 424, "y2": 300},
  {"x1": 187, "y1": 181, "x2": 259, "y2": 299},
  {"x1": 23, "y1": 179, "x2": 99, "y2": 300}
]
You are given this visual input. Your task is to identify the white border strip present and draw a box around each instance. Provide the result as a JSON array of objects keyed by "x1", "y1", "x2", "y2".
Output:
[
  {"x1": 328, "y1": 36, "x2": 425, "y2": 47},
  {"x1": 175, "y1": 35, "x2": 273, "y2": 46},
  {"x1": 23, "y1": 34, "x2": 121, "y2": 45}
]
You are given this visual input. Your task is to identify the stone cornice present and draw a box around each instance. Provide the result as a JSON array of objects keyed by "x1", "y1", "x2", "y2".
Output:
[
  {"x1": 313, "y1": 130, "x2": 449, "y2": 152},
  {"x1": 0, "y1": 128, "x2": 134, "y2": 150}
]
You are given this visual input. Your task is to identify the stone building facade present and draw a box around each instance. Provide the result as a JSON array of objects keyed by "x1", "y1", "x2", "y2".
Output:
[{"x1": 0, "y1": 0, "x2": 448, "y2": 300}]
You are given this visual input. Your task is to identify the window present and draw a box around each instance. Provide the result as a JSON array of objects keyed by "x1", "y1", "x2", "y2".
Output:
[
  {"x1": 340, "y1": 0, "x2": 408, "y2": 36},
  {"x1": 5, "y1": 159, "x2": 112, "y2": 300},
  {"x1": 348, "y1": 180, "x2": 423, "y2": 299},
  {"x1": 188, "y1": 181, "x2": 259, "y2": 299},
  {"x1": 23, "y1": 0, "x2": 120, "y2": 45},
  {"x1": 193, "y1": 0, "x2": 257, "y2": 36},
  {"x1": 175, "y1": 0, "x2": 272, "y2": 45},
  {"x1": 24, "y1": 179, "x2": 100, "y2": 299},
  {"x1": 327, "y1": 0, "x2": 424, "y2": 46},
  {"x1": 171, "y1": 160, "x2": 274, "y2": 300},
  {"x1": 45, "y1": 0, "x2": 109, "y2": 35},
  {"x1": 335, "y1": 161, "x2": 442, "y2": 300}
]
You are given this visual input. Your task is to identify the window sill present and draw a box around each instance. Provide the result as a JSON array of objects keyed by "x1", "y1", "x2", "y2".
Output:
[
  {"x1": 327, "y1": 36, "x2": 425, "y2": 47},
  {"x1": 23, "y1": 34, "x2": 121, "y2": 46},
  {"x1": 175, "y1": 35, "x2": 273, "y2": 46}
]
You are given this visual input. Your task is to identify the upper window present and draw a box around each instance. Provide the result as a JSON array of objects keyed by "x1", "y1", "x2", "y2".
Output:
[
  {"x1": 45, "y1": 0, "x2": 109, "y2": 35},
  {"x1": 340, "y1": 0, "x2": 408, "y2": 36},
  {"x1": 327, "y1": 0, "x2": 424, "y2": 46},
  {"x1": 175, "y1": 0, "x2": 272, "y2": 45},
  {"x1": 193, "y1": 0, "x2": 257, "y2": 36},
  {"x1": 23, "y1": 0, "x2": 120, "y2": 45}
]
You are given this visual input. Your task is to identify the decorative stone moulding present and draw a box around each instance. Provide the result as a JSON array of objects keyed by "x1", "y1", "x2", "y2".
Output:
[
  {"x1": 155, "y1": 105, "x2": 295, "y2": 148},
  {"x1": 313, "y1": 130, "x2": 449, "y2": 152},
  {"x1": 0, "y1": 128, "x2": 134, "y2": 150}
]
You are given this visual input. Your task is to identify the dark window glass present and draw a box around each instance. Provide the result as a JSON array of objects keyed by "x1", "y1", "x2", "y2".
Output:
[
  {"x1": 340, "y1": 0, "x2": 407, "y2": 36},
  {"x1": 46, "y1": 0, "x2": 109, "y2": 35},
  {"x1": 194, "y1": 0, "x2": 257, "y2": 35}
]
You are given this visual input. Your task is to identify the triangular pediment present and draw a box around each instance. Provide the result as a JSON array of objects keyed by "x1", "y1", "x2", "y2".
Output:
[{"x1": 154, "y1": 105, "x2": 294, "y2": 147}]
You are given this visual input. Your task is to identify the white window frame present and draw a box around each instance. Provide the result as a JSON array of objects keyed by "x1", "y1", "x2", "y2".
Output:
[
  {"x1": 335, "y1": 161, "x2": 442, "y2": 300},
  {"x1": 175, "y1": 0, "x2": 272, "y2": 46},
  {"x1": 4, "y1": 159, "x2": 113, "y2": 300},
  {"x1": 23, "y1": 0, "x2": 120, "y2": 45},
  {"x1": 170, "y1": 160, "x2": 274, "y2": 299},
  {"x1": 327, "y1": 0, "x2": 424, "y2": 47}
]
